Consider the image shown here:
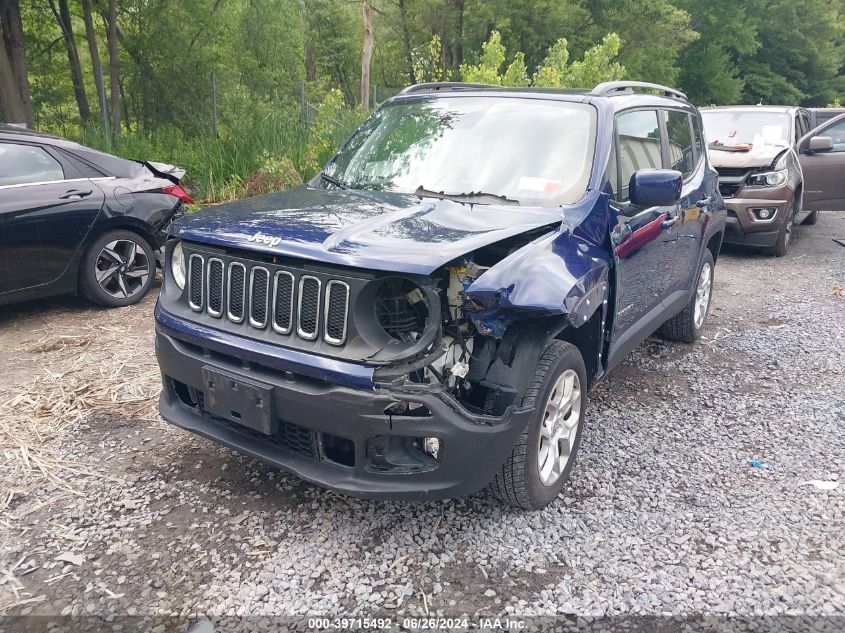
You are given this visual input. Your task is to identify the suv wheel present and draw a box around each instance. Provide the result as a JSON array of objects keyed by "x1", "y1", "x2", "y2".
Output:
[
  {"x1": 488, "y1": 340, "x2": 587, "y2": 510},
  {"x1": 803, "y1": 210, "x2": 818, "y2": 226},
  {"x1": 660, "y1": 249, "x2": 714, "y2": 343},
  {"x1": 765, "y1": 200, "x2": 796, "y2": 257},
  {"x1": 80, "y1": 229, "x2": 156, "y2": 307}
]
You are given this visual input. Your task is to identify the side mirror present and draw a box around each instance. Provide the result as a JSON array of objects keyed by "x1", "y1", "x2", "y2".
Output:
[
  {"x1": 629, "y1": 169, "x2": 683, "y2": 208},
  {"x1": 803, "y1": 135, "x2": 833, "y2": 154}
]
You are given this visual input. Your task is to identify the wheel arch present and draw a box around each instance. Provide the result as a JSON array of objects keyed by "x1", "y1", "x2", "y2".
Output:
[{"x1": 706, "y1": 230, "x2": 724, "y2": 265}]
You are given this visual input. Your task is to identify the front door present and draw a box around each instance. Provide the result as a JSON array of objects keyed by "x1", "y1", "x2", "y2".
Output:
[
  {"x1": 0, "y1": 142, "x2": 104, "y2": 295},
  {"x1": 799, "y1": 114, "x2": 845, "y2": 212},
  {"x1": 607, "y1": 109, "x2": 681, "y2": 367}
]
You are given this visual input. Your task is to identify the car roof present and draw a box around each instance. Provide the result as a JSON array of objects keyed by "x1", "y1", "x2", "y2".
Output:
[
  {"x1": 700, "y1": 105, "x2": 800, "y2": 114},
  {"x1": 0, "y1": 124, "x2": 88, "y2": 148},
  {"x1": 0, "y1": 125, "x2": 143, "y2": 178},
  {"x1": 390, "y1": 87, "x2": 696, "y2": 115}
]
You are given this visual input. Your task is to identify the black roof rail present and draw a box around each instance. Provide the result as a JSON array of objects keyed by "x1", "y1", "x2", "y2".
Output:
[
  {"x1": 399, "y1": 82, "x2": 498, "y2": 95},
  {"x1": 591, "y1": 81, "x2": 687, "y2": 101}
]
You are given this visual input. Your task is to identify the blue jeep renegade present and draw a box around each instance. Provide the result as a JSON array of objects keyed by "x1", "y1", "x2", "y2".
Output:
[{"x1": 155, "y1": 81, "x2": 727, "y2": 510}]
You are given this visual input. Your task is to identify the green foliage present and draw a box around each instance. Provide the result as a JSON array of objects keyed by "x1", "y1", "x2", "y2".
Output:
[
  {"x1": 303, "y1": 88, "x2": 365, "y2": 175},
  {"x1": 462, "y1": 31, "x2": 624, "y2": 89},
  {"x1": 413, "y1": 36, "x2": 448, "y2": 83},
  {"x1": 534, "y1": 34, "x2": 625, "y2": 89},
  {"x1": 587, "y1": 0, "x2": 698, "y2": 86},
  {"x1": 13, "y1": 0, "x2": 845, "y2": 207},
  {"x1": 459, "y1": 30, "x2": 507, "y2": 84}
]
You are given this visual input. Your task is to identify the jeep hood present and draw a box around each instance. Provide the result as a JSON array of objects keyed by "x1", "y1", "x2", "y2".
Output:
[
  {"x1": 172, "y1": 186, "x2": 564, "y2": 274},
  {"x1": 708, "y1": 143, "x2": 790, "y2": 169}
]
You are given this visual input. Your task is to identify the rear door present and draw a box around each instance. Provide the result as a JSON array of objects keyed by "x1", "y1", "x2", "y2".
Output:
[
  {"x1": 798, "y1": 114, "x2": 845, "y2": 212},
  {"x1": 0, "y1": 141, "x2": 105, "y2": 294},
  {"x1": 663, "y1": 109, "x2": 709, "y2": 295}
]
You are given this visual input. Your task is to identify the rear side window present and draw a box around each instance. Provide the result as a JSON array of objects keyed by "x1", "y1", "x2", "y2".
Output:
[
  {"x1": 616, "y1": 109, "x2": 662, "y2": 201},
  {"x1": 0, "y1": 143, "x2": 65, "y2": 187},
  {"x1": 666, "y1": 111, "x2": 695, "y2": 177}
]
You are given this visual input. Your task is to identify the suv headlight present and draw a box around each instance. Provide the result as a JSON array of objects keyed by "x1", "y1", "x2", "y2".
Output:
[
  {"x1": 747, "y1": 169, "x2": 787, "y2": 187},
  {"x1": 170, "y1": 241, "x2": 186, "y2": 290}
]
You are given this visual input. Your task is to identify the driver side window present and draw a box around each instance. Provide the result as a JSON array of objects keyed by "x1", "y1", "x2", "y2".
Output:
[
  {"x1": 615, "y1": 110, "x2": 662, "y2": 202},
  {"x1": 822, "y1": 119, "x2": 845, "y2": 152}
]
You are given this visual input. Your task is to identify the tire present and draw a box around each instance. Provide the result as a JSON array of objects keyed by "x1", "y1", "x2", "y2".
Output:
[
  {"x1": 803, "y1": 210, "x2": 818, "y2": 226},
  {"x1": 764, "y1": 199, "x2": 796, "y2": 257},
  {"x1": 659, "y1": 249, "x2": 714, "y2": 343},
  {"x1": 79, "y1": 229, "x2": 156, "y2": 307},
  {"x1": 488, "y1": 340, "x2": 588, "y2": 510}
]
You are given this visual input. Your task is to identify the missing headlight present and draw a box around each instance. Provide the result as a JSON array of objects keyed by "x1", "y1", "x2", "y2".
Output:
[{"x1": 374, "y1": 277, "x2": 429, "y2": 342}]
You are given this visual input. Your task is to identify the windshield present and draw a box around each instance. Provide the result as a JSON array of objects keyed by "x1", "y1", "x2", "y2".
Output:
[
  {"x1": 324, "y1": 97, "x2": 596, "y2": 206},
  {"x1": 700, "y1": 110, "x2": 791, "y2": 148}
]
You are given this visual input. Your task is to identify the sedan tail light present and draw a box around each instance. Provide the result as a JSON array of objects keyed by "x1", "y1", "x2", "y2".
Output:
[{"x1": 163, "y1": 183, "x2": 194, "y2": 205}]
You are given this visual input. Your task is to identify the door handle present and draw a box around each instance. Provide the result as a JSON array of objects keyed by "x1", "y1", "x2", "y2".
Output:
[
  {"x1": 696, "y1": 196, "x2": 712, "y2": 208},
  {"x1": 59, "y1": 189, "x2": 92, "y2": 200}
]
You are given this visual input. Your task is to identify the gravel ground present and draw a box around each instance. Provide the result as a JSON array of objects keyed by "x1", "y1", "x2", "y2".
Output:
[{"x1": 1, "y1": 212, "x2": 844, "y2": 626}]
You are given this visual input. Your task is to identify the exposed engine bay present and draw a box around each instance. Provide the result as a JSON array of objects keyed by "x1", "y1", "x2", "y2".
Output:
[{"x1": 374, "y1": 227, "x2": 571, "y2": 418}]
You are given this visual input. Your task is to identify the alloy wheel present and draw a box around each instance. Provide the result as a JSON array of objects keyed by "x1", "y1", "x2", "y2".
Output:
[
  {"x1": 693, "y1": 261, "x2": 712, "y2": 329},
  {"x1": 95, "y1": 239, "x2": 151, "y2": 299},
  {"x1": 538, "y1": 369, "x2": 582, "y2": 486}
]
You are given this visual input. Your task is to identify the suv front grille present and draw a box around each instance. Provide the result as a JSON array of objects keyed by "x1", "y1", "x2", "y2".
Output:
[
  {"x1": 207, "y1": 259, "x2": 224, "y2": 317},
  {"x1": 190, "y1": 253, "x2": 350, "y2": 347},
  {"x1": 249, "y1": 267, "x2": 270, "y2": 328},
  {"x1": 227, "y1": 262, "x2": 246, "y2": 322},
  {"x1": 716, "y1": 168, "x2": 750, "y2": 199},
  {"x1": 297, "y1": 276, "x2": 321, "y2": 340}
]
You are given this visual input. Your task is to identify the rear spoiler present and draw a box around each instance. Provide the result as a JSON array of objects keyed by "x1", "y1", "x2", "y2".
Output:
[{"x1": 139, "y1": 160, "x2": 186, "y2": 183}]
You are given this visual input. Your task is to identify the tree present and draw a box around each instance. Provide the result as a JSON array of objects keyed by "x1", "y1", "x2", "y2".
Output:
[
  {"x1": 361, "y1": 1, "x2": 374, "y2": 109},
  {"x1": 48, "y1": 0, "x2": 90, "y2": 124},
  {"x1": 534, "y1": 34, "x2": 624, "y2": 88},
  {"x1": 0, "y1": 0, "x2": 32, "y2": 125},
  {"x1": 740, "y1": 0, "x2": 845, "y2": 106},
  {"x1": 106, "y1": 0, "x2": 119, "y2": 136},
  {"x1": 675, "y1": 0, "x2": 761, "y2": 105},
  {"x1": 81, "y1": 0, "x2": 108, "y2": 132},
  {"x1": 461, "y1": 30, "x2": 624, "y2": 89},
  {"x1": 584, "y1": 0, "x2": 697, "y2": 86}
]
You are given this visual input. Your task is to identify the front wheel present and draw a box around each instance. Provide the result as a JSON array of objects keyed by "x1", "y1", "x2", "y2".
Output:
[
  {"x1": 79, "y1": 229, "x2": 156, "y2": 307},
  {"x1": 488, "y1": 340, "x2": 587, "y2": 510},
  {"x1": 764, "y1": 200, "x2": 796, "y2": 257},
  {"x1": 659, "y1": 249, "x2": 714, "y2": 343}
]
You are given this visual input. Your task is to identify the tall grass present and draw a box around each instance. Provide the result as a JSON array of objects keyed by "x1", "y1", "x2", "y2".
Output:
[{"x1": 73, "y1": 98, "x2": 364, "y2": 203}]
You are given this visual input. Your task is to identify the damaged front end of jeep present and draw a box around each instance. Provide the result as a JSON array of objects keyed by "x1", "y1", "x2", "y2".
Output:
[{"x1": 368, "y1": 226, "x2": 611, "y2": 435}]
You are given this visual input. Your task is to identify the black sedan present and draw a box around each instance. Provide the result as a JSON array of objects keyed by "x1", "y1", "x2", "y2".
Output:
[{"x1": 0, "y1": 125, "x2": 192, "y2": 308}]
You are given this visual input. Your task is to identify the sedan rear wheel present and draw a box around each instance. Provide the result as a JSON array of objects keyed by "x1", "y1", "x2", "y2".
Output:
[{"x1": 80, "y1": 230, "x2": 156, "y2": 307}]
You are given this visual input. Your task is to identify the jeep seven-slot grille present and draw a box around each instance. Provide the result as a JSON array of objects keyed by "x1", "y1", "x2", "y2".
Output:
[
  {"x1": 207, "y1": 259, "x2": 224, "y2": 317},
  {"x1": 188, "y1": 255, "x2": 203, "y2": 311},
  {"x1": 191, "y1": 254, "x2": 349, "y2": 346},
  {"x1": 297, "y1": 276, "x2": 320, "y2": 340}
]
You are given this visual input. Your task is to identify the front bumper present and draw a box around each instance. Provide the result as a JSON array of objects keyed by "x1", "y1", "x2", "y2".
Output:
[
  {"x1": 722, "y1": 195, "x2": 789, "y2": 247},
  {"x1": 155, "y1": 313, "x2": 533, "y2": 501}
]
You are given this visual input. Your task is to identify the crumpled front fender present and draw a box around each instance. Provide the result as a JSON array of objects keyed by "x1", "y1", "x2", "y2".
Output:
[{"x1": 464, "y1": 227, "x2": 610, "y2": 336}]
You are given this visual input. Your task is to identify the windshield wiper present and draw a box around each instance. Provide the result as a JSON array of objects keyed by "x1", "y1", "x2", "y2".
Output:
[
  {"x1": 318, "y1": 171, "x2": 350, "y2": 189},
  {"x1": 414, "y1": 186, "x2": 520, "y2": 206}
]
